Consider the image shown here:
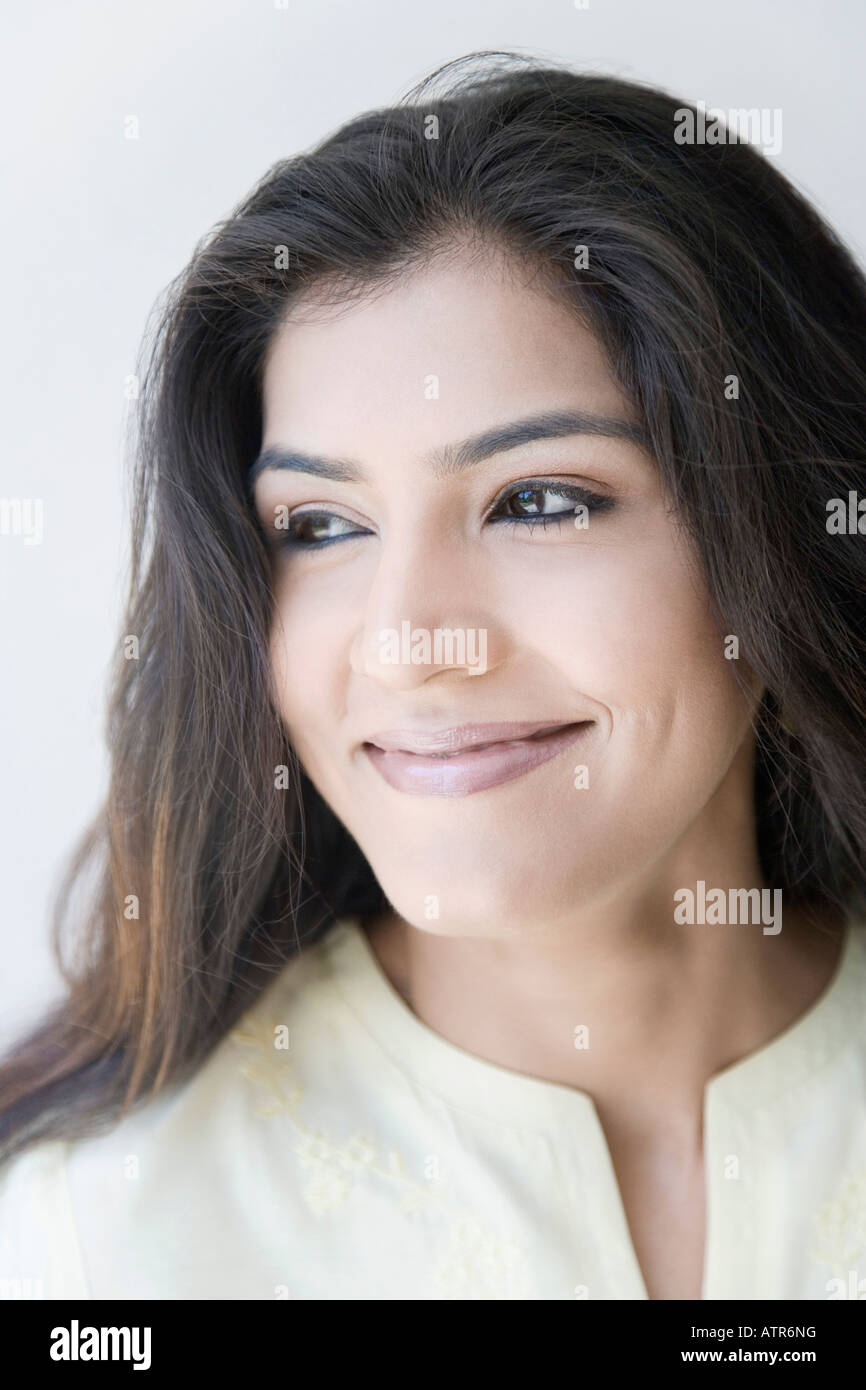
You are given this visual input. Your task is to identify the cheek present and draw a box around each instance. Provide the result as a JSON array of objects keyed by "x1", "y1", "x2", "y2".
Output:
[
  {"x1": 499, "y1": 526, "x2": 734, "y2": 716},
  {"x1": 267, "y1": 590, "x2": 351, "y2": 753}
]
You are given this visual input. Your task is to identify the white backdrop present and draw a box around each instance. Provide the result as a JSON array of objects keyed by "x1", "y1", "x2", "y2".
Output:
[{"x1": 1, "y1": 0, "x2": 863, "y2": 1046}]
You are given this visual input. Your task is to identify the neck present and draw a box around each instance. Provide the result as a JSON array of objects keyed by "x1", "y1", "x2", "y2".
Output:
[{"x1": 361, "y1": 814, "x2": 844, "y2": 1148}]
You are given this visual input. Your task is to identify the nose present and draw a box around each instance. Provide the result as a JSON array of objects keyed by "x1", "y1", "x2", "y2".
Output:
[{"x1": 350, "y1": 528, "x2": 505, "y2": 689}]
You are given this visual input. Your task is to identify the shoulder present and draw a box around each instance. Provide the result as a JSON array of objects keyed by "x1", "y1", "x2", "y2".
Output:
[
  {"x1": 0, "y1": 1139, "x2": 90, "y2": 1298},
  {"x1": 1, "y1": 920, "x2": 393, "y2": 1299}
]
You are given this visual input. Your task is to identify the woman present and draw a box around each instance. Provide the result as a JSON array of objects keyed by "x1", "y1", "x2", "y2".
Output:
[{"x1": 1, "y1": 52, "x2": 865, "y2": 1302}]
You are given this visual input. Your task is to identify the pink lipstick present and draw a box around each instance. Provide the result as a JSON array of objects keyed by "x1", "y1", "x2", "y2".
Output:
[{"x1": 362, "y1": 720, "x2": 593, "y2": 796}]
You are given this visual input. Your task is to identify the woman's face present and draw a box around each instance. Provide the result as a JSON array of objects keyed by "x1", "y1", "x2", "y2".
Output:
[{"x1": 254, "y1": 245, "x2": 760, "y2": 937}]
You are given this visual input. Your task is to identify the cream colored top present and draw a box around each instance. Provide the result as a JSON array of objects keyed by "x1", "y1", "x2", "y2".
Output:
[{"x1": 2, "y1": 915, "x2": 866, "y2": 1301}]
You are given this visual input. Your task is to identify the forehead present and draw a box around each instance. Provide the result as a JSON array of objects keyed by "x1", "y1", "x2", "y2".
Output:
[{"x1": 259, "y1": 245, "x2": 637, "y2": 456}]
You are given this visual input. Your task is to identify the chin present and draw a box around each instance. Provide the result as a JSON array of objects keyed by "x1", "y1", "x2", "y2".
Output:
[{"x1": 378, "y1": 869, "x2": 587, "y2": 939}]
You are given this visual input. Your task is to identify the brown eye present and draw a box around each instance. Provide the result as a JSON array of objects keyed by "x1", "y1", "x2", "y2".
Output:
[
  {"x1": 503, "y1": 486, "x2": 574, "y2": 517},
  {"x1": 490, "y1": 481, "x2": 615, "y2": 525},
  {"x1": 278, "y1": 510, "x2": 369, "y2": 550}
]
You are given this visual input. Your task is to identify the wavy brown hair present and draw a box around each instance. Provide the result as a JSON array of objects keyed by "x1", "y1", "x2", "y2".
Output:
[{"x1": 2, "y1": 51, "x2": 865, "y2": 1165}]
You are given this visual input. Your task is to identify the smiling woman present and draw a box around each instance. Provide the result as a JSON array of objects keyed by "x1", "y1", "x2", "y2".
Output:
[{"x1": 1, "y1": 51, "x2": 866, "y2": 1304}]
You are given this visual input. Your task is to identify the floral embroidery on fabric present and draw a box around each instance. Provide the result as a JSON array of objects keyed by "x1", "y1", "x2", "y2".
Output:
[
  {"x1": 809, "y1": 1160, "x2": 866, "y2": 1281},
  {"x1": 229, "y1": 1007, "x2": 530, "y2": 1298},
  {"x1": 433, "y1": 1215, "x2": 525, "y2": 1298}
]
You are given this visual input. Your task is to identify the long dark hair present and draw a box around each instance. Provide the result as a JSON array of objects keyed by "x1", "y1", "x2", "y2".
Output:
[{"x1": 2, "y1": 51, "x2": 865, "y2": 1166}]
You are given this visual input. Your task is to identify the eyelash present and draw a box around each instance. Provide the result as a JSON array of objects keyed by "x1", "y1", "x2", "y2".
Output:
[{"x1": 273, "y1": 480, "x2": 615, "y2": 551}]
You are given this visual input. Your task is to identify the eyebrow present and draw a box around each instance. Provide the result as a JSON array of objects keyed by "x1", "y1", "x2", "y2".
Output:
[{"x1": 247, "y1": 409, "x2": 650, "y2": 487}]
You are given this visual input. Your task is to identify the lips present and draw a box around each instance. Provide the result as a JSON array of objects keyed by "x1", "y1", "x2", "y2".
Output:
[{"x1": 361, "y1": 720, "x2": 593, "y2": 796}]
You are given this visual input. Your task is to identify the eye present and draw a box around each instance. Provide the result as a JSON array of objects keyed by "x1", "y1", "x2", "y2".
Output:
[
  {"x1": 272, "y1": 509, "x2": 370, "y2": 550},
  {"x1": 487, "y1": 479, "x2": 615, "y2": 528}
]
